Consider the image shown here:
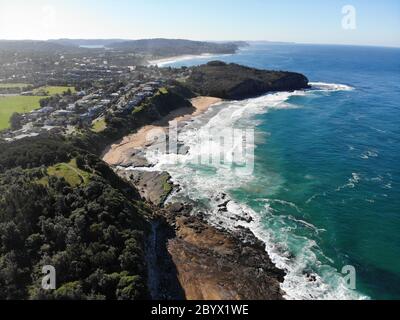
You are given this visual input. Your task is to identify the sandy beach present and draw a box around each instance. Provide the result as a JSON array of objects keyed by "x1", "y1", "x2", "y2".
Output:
[
  {"x1": 147, "y1": 54, "x2": 218, "y2": 67},
  {"x1": 102, "y1": 96, "x2": 222, "y2": 165}
]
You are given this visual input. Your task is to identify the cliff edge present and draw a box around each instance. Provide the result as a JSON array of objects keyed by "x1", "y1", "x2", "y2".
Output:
[{"x1": 185, "y1": 60, "x2": 310, "y2": 100}]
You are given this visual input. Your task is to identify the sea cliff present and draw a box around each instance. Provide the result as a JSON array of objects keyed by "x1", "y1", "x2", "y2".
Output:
[
  {"x1": 101, "y1": 62, "x2": 311, "y2": 300},
  {"x1": 185, "y1": 61, "x2": 310, "y2": 100}
]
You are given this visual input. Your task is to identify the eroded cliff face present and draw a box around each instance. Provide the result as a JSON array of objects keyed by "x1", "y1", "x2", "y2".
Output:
[
  {"x1": 149, "y1": 204, "x2": 286, "y2": 300},
  {"x1": 185, "y1": 61, "x2": 310, "y2": 100},
  {"x1": 111, "y1": 160, "x2": 285, "y2": 300},
  {"x1": 99, "y1": 61, "x2": 304, "y2": 299}
]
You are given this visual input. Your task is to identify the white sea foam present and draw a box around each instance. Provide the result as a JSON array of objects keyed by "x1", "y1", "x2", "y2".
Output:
[
  {"x1": 336, "y1": 173, "x2": 362, "y2": 191},
  {"x1": 269, "y1": 199, "x2": 302, "y2": 213},
  {"x1": 360, "y1": 150, "x2": 379, "y2": 160},
  {"x1": 149, "y1": 53, "x2": 232, "y2": 67},
  {"x1": 306, "y1": 192, "x2": 327, "y2": 204},
  {"x1": 383, "y1": 183, "x2": 392, "y2": 189},
  {"x1": 309, "y1": 82, "x2": 355, "y2": 91},
  {"x1": 139, "y1": 84, "x2": 368, "y2": 300},
  {"x1": 287, "y1": 215, "x2": 325, "y2": 234}
]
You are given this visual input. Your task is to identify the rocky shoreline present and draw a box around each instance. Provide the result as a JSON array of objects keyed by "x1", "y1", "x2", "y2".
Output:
[
  {"x1": 102, "y1": 97, "x2": 287, "y2": 300},
  {"x1": 145, "y1": 202, "x2": 286, "y2": 300}
]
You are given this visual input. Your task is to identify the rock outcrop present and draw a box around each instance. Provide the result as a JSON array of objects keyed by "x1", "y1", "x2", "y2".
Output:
[
  {"x1": 186, "y1": 61, "x2": 310, "y2": 100},
  {"x1": 117, "y1": 168, "x2": 173, "y2": 207},
  {"x1": 149, "y1": 204, "x2": 286, "y2": 300}
]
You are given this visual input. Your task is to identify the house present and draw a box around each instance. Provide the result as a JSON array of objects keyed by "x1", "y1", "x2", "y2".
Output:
[
  {"x1": 88, "y1": 105, "x2": 104, "y2": 118},
  {"x1": 38, "y1": 106, "x2": 54, "y2": 114},
  {"x1": 53, "y1": 110, "x2": 72, "y2": 117}
]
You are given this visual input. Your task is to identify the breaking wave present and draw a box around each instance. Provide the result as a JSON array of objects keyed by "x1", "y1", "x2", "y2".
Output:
[
  {"x1": 142, "y1": 83, "x2": 368, "y2": 300},
  {"x1": 309, "y1": 82, "x2": 355, "y2": 91}
]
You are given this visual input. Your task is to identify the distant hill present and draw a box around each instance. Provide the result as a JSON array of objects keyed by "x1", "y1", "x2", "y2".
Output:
[
  {"x1": 186, "y1": 61, "x2": 310, "y2": 100},
  {"x1": 0, "y1": 39, "x2": 247, "y2": 58},
  {"x1": 107, "y1": 38, "x2": 242, "y2": 57},
  {"x1": 0, "y1": 40, "x2": 74, "y2": 53},
  {"x1": 213, "y1": 40, "x2": 250, "y2": 47},
  {"x1": 246, "y1": 40, "x2": 296, "y2": 45},
  {"x1": 48, "y1": 39, "x2": 128, "y2": 47}
]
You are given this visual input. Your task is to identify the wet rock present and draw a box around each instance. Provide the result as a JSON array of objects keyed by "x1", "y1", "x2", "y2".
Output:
[
  {"x1": 118, "y1": 153, "x2": 151, "y2": 168},
  {"x1": 237, "y1": 215, "x2": 254, "y2": 223},
  {"x1": 217, "y1": 200, "x2": 230, "y2": 213},
  {"x1": 305, "y1": 272, "x2": 317, "y2": 282},
  {"x1": 177, "y1": 144, "x2": 189, "y2": 155},
  {"x1": 166, "y1": 215, "x2": 286, "y2": 299},
  {"x1": 167, "y1": 202, "x2": 185, "y2": 214},
  {"x1": 117, "y1": 169, "x2": 173, "y2": 206}
]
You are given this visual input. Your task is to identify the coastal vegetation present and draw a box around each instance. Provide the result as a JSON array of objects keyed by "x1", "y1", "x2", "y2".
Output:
[
  {"x1": 0, "y1": 59, "x2": 309, "y2": 300},
  {"x1": 158, "y1": 87, "x2": 169, "y2": 95},
  {"x1": 0, "y1": 135, "x2": 74, "y2": 171},
  {"x1": 0, "y1": 81, "x2": 201, "y2": 299},
  {"x1": 45, "y1": 158, "x2": 92, "y2": 187},
  {"x1": 0, "y1": 136, "x2": 150, "y2": 300},
  {"x1": 91, "y1": 117, "x2": 107, "y2": 133}
]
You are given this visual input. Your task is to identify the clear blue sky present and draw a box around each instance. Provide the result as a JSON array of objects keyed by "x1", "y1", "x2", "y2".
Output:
[{"x1": 0, "y1": 0, "x2": 399, "y2": 47}]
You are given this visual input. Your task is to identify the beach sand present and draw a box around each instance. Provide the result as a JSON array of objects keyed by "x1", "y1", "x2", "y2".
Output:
[
  {"x1": 102, "y1": 96, "x2": 222, "y2": 166},
  {"x1": 147, "y1": 53, "x2": 218, "y2": 67},
  {"x1": 101, "y1": 95, "x2": 286, "y2": 300}
]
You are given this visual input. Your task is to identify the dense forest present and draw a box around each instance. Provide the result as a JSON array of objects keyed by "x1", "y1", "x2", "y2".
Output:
[
  {"x1": 0, "y1": 83, "x2": 195, "y2": 300},
  {"x1": 0, "y1": 135, "x2": 152, "y2": 300}
]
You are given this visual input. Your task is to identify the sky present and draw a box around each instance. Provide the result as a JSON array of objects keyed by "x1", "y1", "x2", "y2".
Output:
[{"x1": 0, "y1": 0, "x2": 399, "y2": 47}]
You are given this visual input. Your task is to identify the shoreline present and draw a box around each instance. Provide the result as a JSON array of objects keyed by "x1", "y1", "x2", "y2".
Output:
[
  {"x1": 102, "y1": 96, "x2": 222, "y2": 166},
  {"x1": 102, "y1": 94, "x2": 286, "y2": 300},
  {"x1": 147, "y1": 53, "x2": 223, "y2": 67}
]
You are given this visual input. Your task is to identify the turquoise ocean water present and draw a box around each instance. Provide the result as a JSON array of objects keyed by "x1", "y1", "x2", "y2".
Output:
[{"x1": 150, "y1": 44, "x2": 400, "y2": 299}]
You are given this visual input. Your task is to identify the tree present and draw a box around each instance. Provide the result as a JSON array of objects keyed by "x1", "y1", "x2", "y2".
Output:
[
  {"x1": 0, "y1": 136, "x2": 150, "y2": 300},
  {"x1": 9, "y1": 112, "x2": 23, "y2": 131},
  {"x1": 63, "y1": 89, "x2": 72, "y2": 96}
]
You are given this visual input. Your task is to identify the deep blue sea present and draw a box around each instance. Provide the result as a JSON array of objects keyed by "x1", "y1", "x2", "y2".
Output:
[{"x1": 155, "y1": 44, "x2": 400, "y2": 299}]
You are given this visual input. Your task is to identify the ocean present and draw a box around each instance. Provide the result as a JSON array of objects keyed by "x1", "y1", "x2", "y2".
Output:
[{"x1": 149, "y1": 44, "x2": 400, "y2": 300}]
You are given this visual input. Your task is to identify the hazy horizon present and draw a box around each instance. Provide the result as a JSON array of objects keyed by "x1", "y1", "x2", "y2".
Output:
[
  {"x1": 1, "y1": 38, "x2": 400, "y2": 50},
  {"x1": 0, "y1": 0, "x2": 399, "y2": 47}
]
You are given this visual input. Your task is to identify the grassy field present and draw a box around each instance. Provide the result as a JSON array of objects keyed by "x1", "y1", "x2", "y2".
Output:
[
  {"x1": 33, "y1": 86, "x2": 76, "y2": 95},
  {"x1": 91, "y1": 117, "x2": 107, "y2": 133},
  {"x1": 159, "y1": 87, "x2": 168, "y2": 94},
  {"x1": 0, "y1": 96, "x2": 43, "y2": 130},
  {"x1": 43, "y1": 159, "x2": 91, "y2": 187},
  {"x1": 0, "y1": 85, "x2": 76, "y2": 130},
  {"x1": 0, "y1": 83, "x2": 31, "y2": 89}
]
